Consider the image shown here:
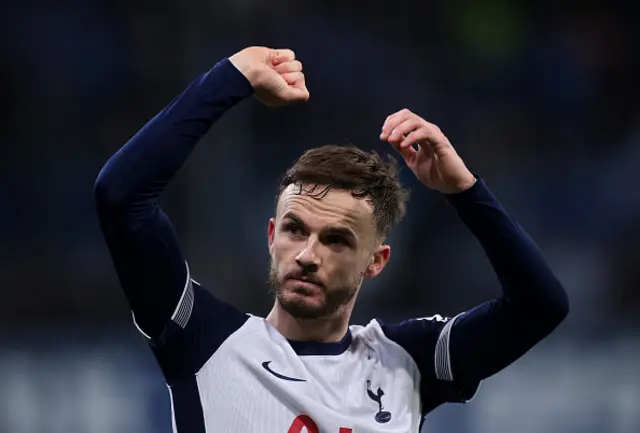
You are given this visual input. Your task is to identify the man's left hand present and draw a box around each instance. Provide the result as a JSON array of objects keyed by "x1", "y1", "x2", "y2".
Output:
[{"x1": 380, "y1": 109, "x2": 476, "y2": 194}]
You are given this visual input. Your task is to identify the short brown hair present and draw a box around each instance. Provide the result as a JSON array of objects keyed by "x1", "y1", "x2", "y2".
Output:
[{"x1": 276, "y1": 145, "x2": 409, "y2": 240}]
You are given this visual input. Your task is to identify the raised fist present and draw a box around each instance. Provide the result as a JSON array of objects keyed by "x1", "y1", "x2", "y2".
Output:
[{"x1": 229, "y1": 46, "x2": 309, "y2": 107}]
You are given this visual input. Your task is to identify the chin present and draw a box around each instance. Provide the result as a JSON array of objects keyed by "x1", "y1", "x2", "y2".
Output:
[{"x1": 278, "y1": 290, "x2": 329, "y2": 320}]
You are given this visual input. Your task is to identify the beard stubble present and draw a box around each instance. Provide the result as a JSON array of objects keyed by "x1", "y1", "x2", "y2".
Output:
[{"x1": 268, "y1": 258, "x2": 362, "y2": 320}]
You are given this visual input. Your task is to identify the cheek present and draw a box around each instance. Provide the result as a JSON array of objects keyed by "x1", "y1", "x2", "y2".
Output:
[
  {"x1": 326, "y1": 253, "x2": 359, "y2": 279},
  {"x1": 271, "y1": 242, "x2": 284, "y2": 264},
  {"x1": 272, "y1": 236, "x2": 294, "y2": 264}
]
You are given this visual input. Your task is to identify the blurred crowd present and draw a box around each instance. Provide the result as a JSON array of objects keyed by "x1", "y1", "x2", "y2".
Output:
[{"x1": 2, "y1": 0, "x2": 637, "y2": 331}]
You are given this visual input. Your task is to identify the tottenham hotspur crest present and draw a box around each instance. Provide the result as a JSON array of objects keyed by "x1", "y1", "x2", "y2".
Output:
[{"x1": 366, "y1": 380, "x2": 392, "y2": 423}]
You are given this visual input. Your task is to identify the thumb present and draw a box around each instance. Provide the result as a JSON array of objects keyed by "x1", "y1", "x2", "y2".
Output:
[
  {"x1": 284, "y1": 75, "x2": 309, "y2": 101},
  {"x1": 283, "y1": 81, "x2": 310, "y2": 102},
  {"x1": 397, "y1": 146, "x2": 417, "y2": 167},
  {"x1": 293, "y1": 75, "x2": 308, "y2": 92},
  {"x1": 386, "y1": 139, "x2": 417, "y2": 166}
]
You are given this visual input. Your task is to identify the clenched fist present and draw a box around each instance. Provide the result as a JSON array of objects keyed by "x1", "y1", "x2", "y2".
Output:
[
  {"x1": 229, "y1": 46, "x2": 309, "y2": 107},
  {"x1": 380, "y1": 109, "x2": 476, "y2": 194}
]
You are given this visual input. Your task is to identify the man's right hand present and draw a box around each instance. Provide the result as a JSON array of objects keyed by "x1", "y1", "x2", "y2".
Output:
[{"x1": 229, "y1": 46, "x2": 309, "y2": 107}]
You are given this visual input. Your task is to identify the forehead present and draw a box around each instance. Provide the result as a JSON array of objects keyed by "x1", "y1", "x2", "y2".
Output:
[{"x1": 277, "y1": 184, "x2": 375, "y2": 232}]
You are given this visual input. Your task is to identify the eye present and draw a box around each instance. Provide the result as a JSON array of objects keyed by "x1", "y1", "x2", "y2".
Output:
[
  {"x1": 284, "y1": 223, "x2": 304, "y2": 237},
  {"x1": 325, "y1": 235, "x2": 348, "y2": 247}
]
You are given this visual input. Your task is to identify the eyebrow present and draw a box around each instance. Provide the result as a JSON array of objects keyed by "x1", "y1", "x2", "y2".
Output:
[{"x1": 283, "y1": 213, "x2": 358, "y2": 242}]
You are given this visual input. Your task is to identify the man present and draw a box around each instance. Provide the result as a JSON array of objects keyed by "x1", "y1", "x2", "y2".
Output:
[{"x1": 94, "y1": 46, "x2": 569, "y2": 433}]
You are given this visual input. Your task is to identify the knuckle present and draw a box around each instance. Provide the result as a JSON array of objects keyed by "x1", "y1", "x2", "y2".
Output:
[{"x1": 277, "y1": 62, "x2": 295, "y2": 73}]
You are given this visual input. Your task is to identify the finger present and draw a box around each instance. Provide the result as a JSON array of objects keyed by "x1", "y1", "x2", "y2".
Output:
[
  {"x1": 271, "y1": 48, "x2": 295, "y2": 65},
  {"x1": 383, "y1": 108, "x2": 412, "y2": 129},
  {"x1": 399, "y1": 130, "x2": 427, "y2": 151},
  {"x1": 380, "y1": 109, "x2": 413, "y2": 140},
  {"x1": 281, "y1": 71, "x2": 304, "y2": 86},
  {"x1": 383, "y1": 118, "x2": 420, "y2": 145},
  {"x1": 391, "y1": 119, "x2": 421, "y2": 146},
  {"x1": 274, "y1": 60, "x2": 302, "y2": 74},
  {"x1": 400, "y1": 147, "x2": 417, "y2": 165},
  {"x1": 405, "y1": 122, "x2": 447, "y2": 151},
  {"x1": 389, "y1": 140, "x2": 417, "y2": 164}
]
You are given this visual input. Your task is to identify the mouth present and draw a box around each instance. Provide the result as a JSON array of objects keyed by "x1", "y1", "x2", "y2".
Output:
[{"x1": 288, "y1": 278, "x2": 323, "y2": 293}]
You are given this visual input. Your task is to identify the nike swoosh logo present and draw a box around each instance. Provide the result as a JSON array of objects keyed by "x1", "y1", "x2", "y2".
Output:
[{"x1": 262, "y1": 361, "x2": 306, "y2": 382}]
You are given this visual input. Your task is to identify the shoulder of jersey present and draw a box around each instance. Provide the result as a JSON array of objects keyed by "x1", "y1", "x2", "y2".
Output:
[{"x1": 349, "y1": 319, "x2": 393, "y2": 346}]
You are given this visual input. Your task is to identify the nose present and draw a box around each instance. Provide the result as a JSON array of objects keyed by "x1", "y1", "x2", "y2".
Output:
[{"x1": 295, "y1": 236, "x2": 320, "y2": 272}]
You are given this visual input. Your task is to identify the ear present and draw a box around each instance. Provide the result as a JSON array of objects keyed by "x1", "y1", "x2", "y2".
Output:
[
  {"x1": 364, "y1": 244, "x2": 391, "y2": 279},
  {"x1": 268, "y1": 217, "x2": 276, "y2": 255}
]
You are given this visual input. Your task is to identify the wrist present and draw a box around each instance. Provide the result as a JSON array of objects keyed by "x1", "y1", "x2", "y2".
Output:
[
  {"x1": 228, "y1": 55, "x2": 257, "y2": 86},
  {"x1": 444, "y1": 173, "x2": 477, "y2": 194},
  {"x1": 456, "y1": 174, "x2": 477, "y2": 192}
]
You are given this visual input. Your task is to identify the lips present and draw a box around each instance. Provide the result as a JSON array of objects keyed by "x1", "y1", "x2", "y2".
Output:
[
  {"x1": 285, "y1": 271, "x2": 323, "y2": 287},
  {"x1": 291, "y1": 278, "x2": 321, "y2": 286},
  {"x1": 288, "y1": 277, "x2": 324, "y2": 292}
]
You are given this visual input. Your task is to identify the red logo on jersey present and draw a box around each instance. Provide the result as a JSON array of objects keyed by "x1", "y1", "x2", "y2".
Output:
[{"x1": 287, "y1": 415, "x2": 352, "y2": 433}]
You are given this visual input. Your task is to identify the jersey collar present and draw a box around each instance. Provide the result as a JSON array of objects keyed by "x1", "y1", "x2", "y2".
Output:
[{"x1": 287, "y1": 330, "x2": 352, "y2": 356}]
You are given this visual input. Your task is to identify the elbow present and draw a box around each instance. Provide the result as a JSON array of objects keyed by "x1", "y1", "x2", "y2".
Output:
[
  {"x1": 551, "y1": 284, "x2": 570, "y2": 325},
  {"x1": 93, "y1": 162, "x2": 158, "y2": 225},
  {"x1": 509, "y1": 276, "x2": 570, "y2": 335},
  {"x1": 93, "y1": 162, "x2": 128, "y2": 211},
  {"x1": 538, "y1": 279, "x2": 570, "y2": 332},
  {"x1": 93, "y1": 170, "x2": 115, "y2": 208}
]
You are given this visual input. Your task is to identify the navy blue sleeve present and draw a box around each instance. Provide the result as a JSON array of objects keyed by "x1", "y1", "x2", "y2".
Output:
[
  {"x1": 381, "y1": 178, "x2": 569, "y2": 412},
  {"x1": 379, "y1": 315, "x2": 473, "y2": 414},
  {"x1": 149, "y1": 281, "x2": 249, "y2": 384},
  {"x1": 93, "y1": 59, "x2": 252, "y2": 381}
]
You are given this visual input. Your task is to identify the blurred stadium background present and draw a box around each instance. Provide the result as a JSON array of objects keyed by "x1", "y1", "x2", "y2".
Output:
[{"x1": 1, "y1": 1, "x2": 638, "y2": 432}]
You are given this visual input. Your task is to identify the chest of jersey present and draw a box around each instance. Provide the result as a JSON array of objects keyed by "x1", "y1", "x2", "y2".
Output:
[{"x1": 192, "y1": 318, "x2": 422, "y2": 433}]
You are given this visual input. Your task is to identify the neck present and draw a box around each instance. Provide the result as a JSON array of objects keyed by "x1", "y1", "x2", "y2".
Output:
[{"x1": 266, "y1": 302, "x2": 353, "y2": 342}]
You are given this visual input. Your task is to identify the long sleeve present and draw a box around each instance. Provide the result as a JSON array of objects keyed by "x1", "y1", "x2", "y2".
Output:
[
  {"x1": 444, "y1": 177, "x2": 569, "y2": 384},
  {"x1": 93, "y1": 59, "x2": 253, "y2": 341},
  {"x1": 379, "y1": 177, "x2": 569, "y2": 412}
]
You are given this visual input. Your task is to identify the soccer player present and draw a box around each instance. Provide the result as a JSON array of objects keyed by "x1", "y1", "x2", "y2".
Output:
[{"x1": 94, "y1": 46, "x2": 569, "y2": 433}]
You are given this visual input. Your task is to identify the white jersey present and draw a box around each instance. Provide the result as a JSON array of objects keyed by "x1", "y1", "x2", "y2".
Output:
[
  {"x1": 96, "y1": 55, "x2": 567, "y2": 433},
  {"x1": 134, "y1": 269, "x2": 479, "y2": 433}
]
